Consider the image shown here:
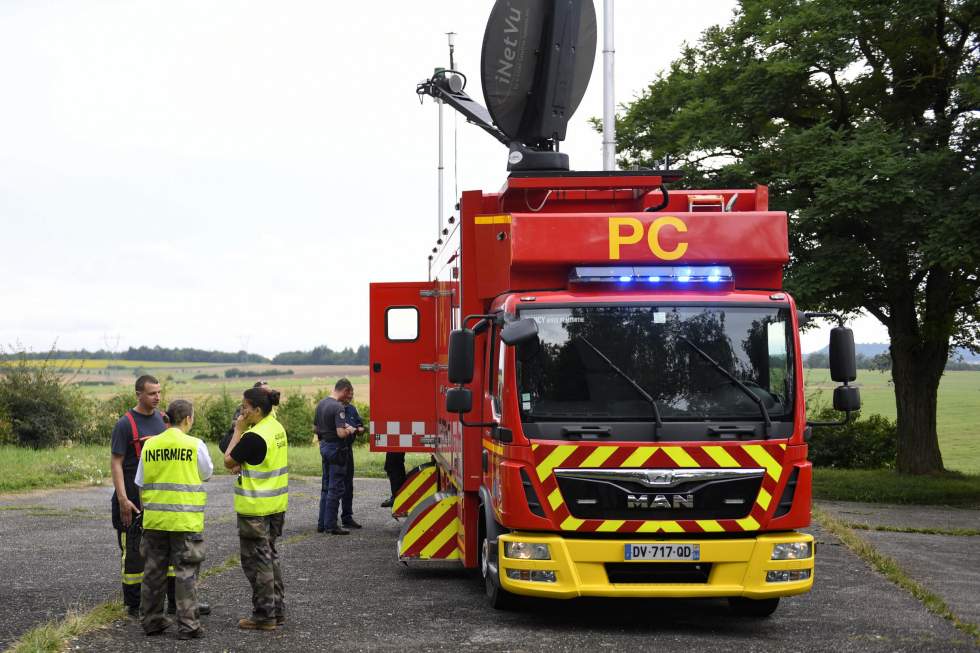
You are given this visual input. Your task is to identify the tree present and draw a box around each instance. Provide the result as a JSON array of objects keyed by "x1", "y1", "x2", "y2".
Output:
[
  {"x1": 605, "y1": 0, "x2": 979, "y2": 474},
  {"x1": 869, "y1": 352, "x2": 892, "y2": 373}
]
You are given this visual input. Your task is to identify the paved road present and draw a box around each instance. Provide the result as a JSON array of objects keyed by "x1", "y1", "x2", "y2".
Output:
[
  {"x1": 1, "y1": 479, "x2": 976, "y2": 652},
  {"x1": 818, "y1": 499, "x2": 980, "y2": 627}
]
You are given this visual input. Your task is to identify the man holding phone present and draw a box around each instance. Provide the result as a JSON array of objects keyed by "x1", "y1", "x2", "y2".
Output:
[{"x1": 313, "y1": 378, "x2": 356, "y2": 535}]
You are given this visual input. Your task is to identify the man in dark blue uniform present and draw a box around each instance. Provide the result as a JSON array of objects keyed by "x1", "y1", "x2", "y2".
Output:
[
  {"x1": 339, "y1": 396, "x2": 365, "y2": 530},
  {"x1": 314, "y1": 379, "x2": 356, "y2": 534}
]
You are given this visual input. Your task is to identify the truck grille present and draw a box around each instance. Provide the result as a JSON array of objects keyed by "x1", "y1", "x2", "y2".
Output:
[
  {"x1": 605, "y1": 562, "x2": 712, "y2": 584},
  {"x1": 554, "y1": 468, "x2": 764, "y2": 520}
]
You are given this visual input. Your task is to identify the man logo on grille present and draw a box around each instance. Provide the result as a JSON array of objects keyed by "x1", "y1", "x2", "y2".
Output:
[{"x1": 626, "y1": 494, "x2": 695, "y2": 509}]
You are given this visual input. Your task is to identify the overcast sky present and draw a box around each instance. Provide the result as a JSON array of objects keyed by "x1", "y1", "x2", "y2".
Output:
[{"x1": 0, "y1": 0, "x2": 889, "y2": 357}]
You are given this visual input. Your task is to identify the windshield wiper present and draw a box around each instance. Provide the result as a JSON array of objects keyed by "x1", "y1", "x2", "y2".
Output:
[
  {"x1": 576, "y1": 336, "x2": 663, "y2": 439},
  {"x1": 678, "y1": 336, "x2": 771, "y2": 437}
]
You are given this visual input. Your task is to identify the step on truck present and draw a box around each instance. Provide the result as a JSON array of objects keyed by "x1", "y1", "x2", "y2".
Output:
[{"x1": 369, "y1": 0, "x2": 860, "y2": 615}]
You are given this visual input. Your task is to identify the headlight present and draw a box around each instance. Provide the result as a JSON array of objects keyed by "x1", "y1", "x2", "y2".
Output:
[
  {"x1": 771, "y1": 542, "x2": 812, "y2": 560},
  {"x1": 767, "y1": 569, "x2": 811, "y2": 583},
  {"x1": 506, "y1": 569, "x2": 557, "y2": 583},
  {"x1": 504, "y1": 542, "x2": 551, "y2": 560}
]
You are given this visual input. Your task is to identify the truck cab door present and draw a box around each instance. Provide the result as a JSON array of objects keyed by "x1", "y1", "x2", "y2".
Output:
[{"x1": 369, "y1": 282, "x2": 439, "y2": 453}]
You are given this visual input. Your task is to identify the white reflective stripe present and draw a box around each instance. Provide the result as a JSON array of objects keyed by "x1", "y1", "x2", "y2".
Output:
[
  {"x1": 143, "y1": 502, "x2": 206, "y2": 513},
  {"x1": 386, "y1": 421, "x2": 400, "y2": 435},
  {"x1": 373, "y1": 433, "x2": 437, "y2": 448},
  {"x1": 411, "y1": 421, "x2": 425, "y2": 435},
  {"x1": 240, "y1": 466, "x2": 289, "y2": 479},
  {"x1": 142, "y1": 483, "x2": 205, "y2": 492},
  {"x1": 234, "y1": 486, "x2": 289, "y2": 498}
]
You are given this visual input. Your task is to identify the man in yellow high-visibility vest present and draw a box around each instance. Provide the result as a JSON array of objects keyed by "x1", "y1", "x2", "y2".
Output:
[{"x1": 136, "y1": 399, "x2": 213, "y2": 640}]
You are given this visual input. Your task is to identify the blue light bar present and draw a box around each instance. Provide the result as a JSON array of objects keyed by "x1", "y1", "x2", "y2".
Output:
[{"x1": 571, "y1": 266, "x2": 734, "y2": 284}]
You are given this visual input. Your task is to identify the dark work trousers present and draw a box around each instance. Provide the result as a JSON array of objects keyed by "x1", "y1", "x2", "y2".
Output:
[
  {"x1": 112, "y1": 482, "x2": 175, "y2": 609},
  {"x1": 384, "y1": 452, "x2": 407, "y2": 499},
  {"x1": 341, "y1": 445, "x2": 355, "y2": 524},
  {"x1": 317, "y1": 440, "x2": 348, "y2": 531}
]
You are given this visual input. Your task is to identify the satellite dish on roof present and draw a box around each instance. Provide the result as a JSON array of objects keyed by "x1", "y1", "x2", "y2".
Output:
[
  {"x1": 416, "y1": 0, "x2": 597, "y2": 171},
  {"x1": 481, "y1": 0, "x2": 597, "y2": 148}
]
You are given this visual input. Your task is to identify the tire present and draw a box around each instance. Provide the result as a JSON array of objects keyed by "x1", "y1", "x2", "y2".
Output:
[
  {"x1": 478, "y1": 510, "x2": 516, "y2": 610},
  {"x1": 728, "y1": 596, "x2": 780, "y2": 617}
]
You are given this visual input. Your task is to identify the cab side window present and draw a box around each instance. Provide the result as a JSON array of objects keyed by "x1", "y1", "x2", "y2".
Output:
[{"x1": 488, "y1": 325, "x2": 501, "y2": 417}]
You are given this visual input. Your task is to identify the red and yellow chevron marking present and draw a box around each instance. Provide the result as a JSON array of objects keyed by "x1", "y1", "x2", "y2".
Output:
[
  {"x1": 397, "y1": 495, "x2": 462, "y2": 561},
  {"x1": 531, "y1": 442, "x2": 788, "y2": 534},
  {"x1": 392, "y1": 464, "x2": 437, "y2": 519}
]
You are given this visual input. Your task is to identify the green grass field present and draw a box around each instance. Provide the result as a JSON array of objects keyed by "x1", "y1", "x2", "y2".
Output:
[
  {"x1": 66, "y1": 362, "x2": 369, "y2": 402},
  {"x1": 805, "y1": 368, "x2": 980, "y2": 474},
  {"x1": 0, "y1": 444, "x2": 429, "y2": 493}
]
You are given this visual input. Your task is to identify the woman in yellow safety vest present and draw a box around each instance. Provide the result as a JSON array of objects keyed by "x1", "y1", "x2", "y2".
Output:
[
  {"x1": 135, "y1": 399, "x2": 213, "y2": 640},
  {"x1": 224, "y1": 385, "x2": 288, "y2": 631}
]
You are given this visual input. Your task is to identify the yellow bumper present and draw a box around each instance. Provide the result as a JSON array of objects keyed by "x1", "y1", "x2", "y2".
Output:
[{"x1": 497, "y1": 531, "x2": 814, "y2": 599}]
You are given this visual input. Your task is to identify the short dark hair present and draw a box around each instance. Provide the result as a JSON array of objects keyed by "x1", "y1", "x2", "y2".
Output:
[
  {"x1": 135, "y1": 375, "x2": 159, "y2": 393},
  {"x1": 166, "y1": 399, "x2": 193, "y2": 426},
  {"x1": 335, "y1": 378, "x2": 353, "y2": 392},
  {"x1": 243, "y1": 386, "x2": 281, "y2": 417}
]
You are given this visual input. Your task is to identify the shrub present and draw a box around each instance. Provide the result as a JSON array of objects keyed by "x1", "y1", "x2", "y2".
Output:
[
  {"x1": 224, "y1": 368, "x2": 294, "y2": 379},
  {"x1": 807, "y1": 409, "x2": 897, "y2": 469},
  {"x1": 76, "y1": 391, "x2": 137, "y2": 445},
  {"x1": 276, "y1": 393, "x2": 314, "y2": 446},
  {"x1": 351, "y1": 400, "x2": 370, "y2": 447},
  {"x1": 0, "y1": 356, "x2": 82, "y2": 448},
  {"x1": 192, "y1": 388, "x2": 238, "y2": 443},
  {"x1": 192, "y1": 373, "x2": 219, "y2": 380}
]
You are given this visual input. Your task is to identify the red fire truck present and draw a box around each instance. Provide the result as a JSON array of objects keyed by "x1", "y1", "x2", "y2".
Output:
[{"x1": 369, "y1": 0, "x2": 859, "y2": 615}]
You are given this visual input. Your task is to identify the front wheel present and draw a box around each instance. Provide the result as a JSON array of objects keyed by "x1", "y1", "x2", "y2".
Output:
[
  {"x1": 479, "y1": 514, "x2": 516, "y2": 610},
  {"x1": 728, "y1": 596, "x2": 779, "y2": 617}
]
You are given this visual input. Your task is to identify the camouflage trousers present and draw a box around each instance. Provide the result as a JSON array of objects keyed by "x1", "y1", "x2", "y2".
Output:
[
  {"x1": 237, "y1": 512, "x2": 285, "y2": 624},
  {"x1": 140, "y1": 529, "x2": 205, "y2": 635}
]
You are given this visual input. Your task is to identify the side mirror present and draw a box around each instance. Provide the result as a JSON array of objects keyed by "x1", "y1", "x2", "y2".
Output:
[
  {"x1": 448, "y1": 329, "x2": 475, "y2": 384},
  {"x1": 501, "y1": 318, "x2": 539, "y2": 347},
  {"x1": 829, "y1": 327, "x2": 856, "y2": 383},
  {"x1": 833, "y1": 385, "x2": 861, "y2": 412},
  {"x1": 446, "y1": 387, "x2": 473, "y2": 414}
]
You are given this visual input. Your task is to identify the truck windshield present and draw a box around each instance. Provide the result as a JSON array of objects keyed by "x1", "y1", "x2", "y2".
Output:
[{"x1": 516, "y1": 305, "x2": 795, "y2": 423}]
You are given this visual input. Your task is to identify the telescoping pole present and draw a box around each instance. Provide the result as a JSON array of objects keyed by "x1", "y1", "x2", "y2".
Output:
[
  {"x1": 438, "y1": 95, "x2": 444, "y2": 240},
  {"x1": 602, "y1": 0, "x2": 616, "y2": 171}
]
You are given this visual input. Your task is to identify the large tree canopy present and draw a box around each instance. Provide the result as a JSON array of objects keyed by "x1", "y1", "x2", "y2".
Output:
[{"x1": 606, "y1": 0, "x2": 979, "y2": 473}]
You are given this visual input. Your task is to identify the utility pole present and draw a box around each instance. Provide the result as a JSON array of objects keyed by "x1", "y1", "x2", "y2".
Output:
[{"x1": 601, "y1": 0, "x2": 616, "y2": 170}]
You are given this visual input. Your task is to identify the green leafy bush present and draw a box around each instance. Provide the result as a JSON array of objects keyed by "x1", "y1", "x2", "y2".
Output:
[
  {"x1": 0, "y1": 356, "x2": 82, "y2": 448},
  {"x1": 808, "y1": 409, "x2": 897, "y2": 469},
  {"x1": 192, "y1": 388, "x2": 238, "y2": 443},
  {"x1": 276, "y1": 393, "x2": 314, "y2": 446}
]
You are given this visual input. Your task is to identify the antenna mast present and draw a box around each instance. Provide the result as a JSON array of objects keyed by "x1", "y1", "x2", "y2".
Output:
[
  {"x1": 602, "y1": 0, "x2": 616, "y2": 170},
  {"x1": 435, "y1": 33, "x2": 457, "y2": 249}
]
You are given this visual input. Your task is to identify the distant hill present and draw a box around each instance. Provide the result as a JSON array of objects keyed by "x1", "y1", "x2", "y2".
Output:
[
  {"x1": 806, "y1": 342, "x2": 980, "y2": 366},
  {"x1": 808, "y1": 342, "x2": 979, "y2": 361},
  {"x1": 272, "y1": 345, "x2": 368, "y2": 365},
  {"x1": 3, "y1": 346, "x2": 270, "y2": 364},
  {"x1": 2, "y1": 344, "x2": 370, "y2": 365}
]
